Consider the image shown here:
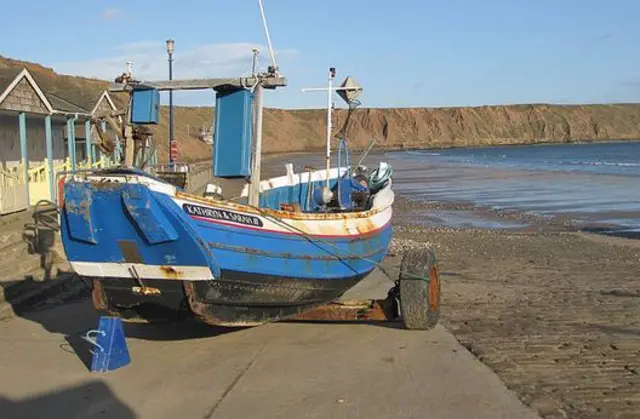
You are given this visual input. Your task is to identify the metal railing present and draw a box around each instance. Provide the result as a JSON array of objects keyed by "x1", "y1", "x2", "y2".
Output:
[{"x1": 1, "y1": 157, "x2": 118, "y2": 207}]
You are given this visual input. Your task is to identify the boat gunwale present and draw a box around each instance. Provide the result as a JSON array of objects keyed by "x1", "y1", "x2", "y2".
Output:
[
  {"x1": 63, "y1": 167, "x2": 394, "y2": 222},
  {"x1": 175, "y1": 187, "x2": 394, "y2": 222}
]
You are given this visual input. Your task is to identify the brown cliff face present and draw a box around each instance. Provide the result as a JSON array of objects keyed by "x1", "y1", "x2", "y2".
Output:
[
  {"x1": 261, "y1": 105, "x2": 640, "y2": 152},
  {"x1": 2, "y1": 56, "x2": 639, "y2": 163},
  {"x1": 154, "y1": 103, "x2": 640, "y2": 163},
  {"x1": 0, "y1": 56, "x2": 129, "y2": 110}
]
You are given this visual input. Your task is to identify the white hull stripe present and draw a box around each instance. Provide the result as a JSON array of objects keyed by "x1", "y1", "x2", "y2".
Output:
[
  {"x1": 172, "y1": 198, "x2": 393, "y2": 237},
  {"x1": 71, "y1": 262, "x2": 214, "y2": 280}
]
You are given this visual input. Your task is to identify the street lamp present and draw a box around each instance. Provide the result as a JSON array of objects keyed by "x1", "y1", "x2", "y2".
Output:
[{"x1": 166, "y1": 39, "x2": 175, "y2": 170}]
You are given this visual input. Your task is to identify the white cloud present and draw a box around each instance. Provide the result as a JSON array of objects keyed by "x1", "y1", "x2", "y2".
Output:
[
  {"x1": 100, "y1": 8, "x2": 120, "y2": 20},
  {"x1": 50, "y1": 41, "x2": 297, "y2": 83}
]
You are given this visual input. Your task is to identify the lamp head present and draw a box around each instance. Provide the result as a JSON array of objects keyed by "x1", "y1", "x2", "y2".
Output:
[{"x1": 166, "y1": 39, "x2": 175, "y2": 55}]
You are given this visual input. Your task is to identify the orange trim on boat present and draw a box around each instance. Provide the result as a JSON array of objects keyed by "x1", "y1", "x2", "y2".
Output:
[{"x1": 175, "y1": 190, "x2": 390, "y2": 221}]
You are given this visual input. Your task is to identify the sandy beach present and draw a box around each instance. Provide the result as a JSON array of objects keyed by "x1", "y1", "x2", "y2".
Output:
[{"x1": 391, "y1": 195, "x2": 640, "y2": 419}]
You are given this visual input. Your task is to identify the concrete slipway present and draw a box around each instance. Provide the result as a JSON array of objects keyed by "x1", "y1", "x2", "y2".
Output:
[{"x1": 0, "y1": 269, "x2": 540, "y2": 419}]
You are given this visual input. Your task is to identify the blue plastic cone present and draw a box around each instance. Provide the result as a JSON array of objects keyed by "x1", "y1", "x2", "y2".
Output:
[{"x1": 87, "y1": 316, "x2": 131, "y2": 373}]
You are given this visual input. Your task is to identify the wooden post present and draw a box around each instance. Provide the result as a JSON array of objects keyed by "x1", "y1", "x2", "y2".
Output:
[
  {"x1": 67, "y1": 117, "x2": 76, "y2": 171},
  {"x1": 100, "y1": 119, "x2": 107, "y2": 162},
  {"x1": 85, "y1": 120, "x2": 93, "y2": 165},
  {"x1": 123, "y1": 125, "x2": 135, "y2": 167},
  {"x1": 19, "y1": 112, "x2": 30, "y2": 208},
  {"x1": 45, "y1": 115, "x2": 54, "y2": 201},
  {"x1": 248, "y1": 84, "x2": 263, "y2": 207}
]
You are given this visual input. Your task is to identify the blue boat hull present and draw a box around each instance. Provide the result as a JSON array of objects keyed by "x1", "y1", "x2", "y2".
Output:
[{"x1": 60, "y1": 170, "x2": 394, "y2": 325}]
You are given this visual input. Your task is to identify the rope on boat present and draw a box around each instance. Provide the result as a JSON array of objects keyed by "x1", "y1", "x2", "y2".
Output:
[
  {"x1": 250, "y1": 205, "x2": 431, "y2": 282},
  {"x1": 368, "y1": 164, "x2": 393, "y2": 192}
]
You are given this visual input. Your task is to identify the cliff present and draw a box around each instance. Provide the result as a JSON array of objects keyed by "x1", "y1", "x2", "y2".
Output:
[
  {"x1": 152, "y1": 103, "x2": 640, "y2": 163},
  {"x1": 262, "y1": 104, "x2": 640, "y2": 151},
  {"x1": 2, "y1": 56, "x2": 639, "y2": 163}
]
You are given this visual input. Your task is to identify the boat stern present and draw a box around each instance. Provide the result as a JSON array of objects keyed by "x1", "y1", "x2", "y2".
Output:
[{"x1": 58, "y1": 171, "x2": 220, "y2": 321}]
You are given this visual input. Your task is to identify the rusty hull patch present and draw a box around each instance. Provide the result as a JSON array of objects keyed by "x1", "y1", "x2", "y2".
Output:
[
  {"x1": 91, "y1": 279, "x2": 109, "y2": 311},
  {"x1": 183, "y1": 281, "x2": 266, "y2": 327},
  {"x1": 90, "y1": 278, "x2": 189, "y2": 324},
  {"x1": 183, "y1": 281, "x2": 222, "y2": 326},
  {"x1": 118, "y1": 240, "x2": 143, "y2": 264},
  {"x1": 290, "y1": 299, "x2": 397, "y2": 322},
  {"x1": 160, "y1": 265, "x2": 184, "y2": 279},
  {"x1": 182, "y1": 280, "x2": 400, "y2": 326},
  {"x1": 91, "y1": 279, "x2": 137, "y2": 320},
  {"x1": 132, "y1": 286, "x2": 162, "y2": 296}
]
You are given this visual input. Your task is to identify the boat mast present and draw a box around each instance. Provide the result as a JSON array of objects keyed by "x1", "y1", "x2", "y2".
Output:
[
  {"x1": 248, "y1": 0, "x2": 278, "y2": 207},
  {"x1": 302, "y1": 69, "x2": 362, "y2": 196},
  {"x1": 104, "y1": 0, "x2": 285, "y2": 188},
  {"x1": 325, "y1": 68, "x2": 335, "y2": 189},
  {"x1": 249, "y1": 83, "x2": 264, "y2": 207}
]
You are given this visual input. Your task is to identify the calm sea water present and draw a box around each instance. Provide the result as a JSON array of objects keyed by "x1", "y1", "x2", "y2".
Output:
[
  {"x1": 381, "y1": 141, "x2": 640, "y2": 235},
  {"x1": 269, "y1": 140, "x2": 640, "y2": 236}
]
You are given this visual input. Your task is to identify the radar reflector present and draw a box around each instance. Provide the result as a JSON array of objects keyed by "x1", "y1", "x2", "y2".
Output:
[{"x1": 337, "y1": 76, "x2": 362, "y2": 104}]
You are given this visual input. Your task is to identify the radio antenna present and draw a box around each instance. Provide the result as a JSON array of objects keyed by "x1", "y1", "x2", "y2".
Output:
[{"x1": 258, "y1": 0, "x2": 278, "y2": 73}]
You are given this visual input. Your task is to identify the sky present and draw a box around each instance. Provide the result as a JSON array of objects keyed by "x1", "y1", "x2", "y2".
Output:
[{"x1": 1, "y1": 0, "x2": 639, "y2": 109}]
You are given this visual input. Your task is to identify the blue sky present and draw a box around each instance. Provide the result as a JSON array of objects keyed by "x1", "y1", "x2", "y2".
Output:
[{"x1": 1, "y1": 0, "x2": 639, "y2": 109}]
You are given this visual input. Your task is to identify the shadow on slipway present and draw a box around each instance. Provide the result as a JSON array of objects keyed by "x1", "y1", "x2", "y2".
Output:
[{"x1": 0, "y1": 380, "x2": 135, "y2": 419}]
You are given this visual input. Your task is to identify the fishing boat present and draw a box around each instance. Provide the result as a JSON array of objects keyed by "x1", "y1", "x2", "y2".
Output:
[{"x1": 56, "y1": 1, "x2": 440, "y2": 329}]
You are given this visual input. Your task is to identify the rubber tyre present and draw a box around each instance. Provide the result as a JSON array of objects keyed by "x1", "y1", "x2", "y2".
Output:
[{"x1": 399, "y1": 247, "x2": 440, "y2": 330}]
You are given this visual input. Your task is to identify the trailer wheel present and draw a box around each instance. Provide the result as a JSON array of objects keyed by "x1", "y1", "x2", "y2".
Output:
[{"x1": 399, "y1": 248, "x2": 440, "y2": 330}]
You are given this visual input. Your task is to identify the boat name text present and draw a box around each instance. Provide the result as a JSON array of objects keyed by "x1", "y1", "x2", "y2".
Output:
[{"x1": 183, "y1": 204, "x2": 264, "y2": 227}]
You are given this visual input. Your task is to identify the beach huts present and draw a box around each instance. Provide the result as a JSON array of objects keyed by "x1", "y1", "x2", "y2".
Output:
[{"x1": 0, "y1": 66, "x2": 121, "y2": 214}]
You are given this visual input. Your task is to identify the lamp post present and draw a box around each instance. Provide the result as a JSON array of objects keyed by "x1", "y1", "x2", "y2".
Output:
[{"x1": 166, "y1": 39, "x2": 175, "y2": 170}]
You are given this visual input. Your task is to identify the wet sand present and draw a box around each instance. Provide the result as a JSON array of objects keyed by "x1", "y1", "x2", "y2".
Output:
[
  {"x1": 393, "y1": 196, "x2": 640, "y2": 239},
  {"x1": 391, "y1": 196, "x2": 640, "y2": 419}
]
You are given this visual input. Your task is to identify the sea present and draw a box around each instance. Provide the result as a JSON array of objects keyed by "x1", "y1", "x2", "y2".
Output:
[
  {"x1": 382, "y1": 140, "x2": 640, "y2": 237},
  {"x1": 271, "y1": 140, "x2": 640, "y2": 238}
]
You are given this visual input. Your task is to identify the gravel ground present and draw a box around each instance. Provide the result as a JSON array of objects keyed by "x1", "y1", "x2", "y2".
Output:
[{"x1": 390, "y1": 196, "x2": 640, "y2": 419}]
